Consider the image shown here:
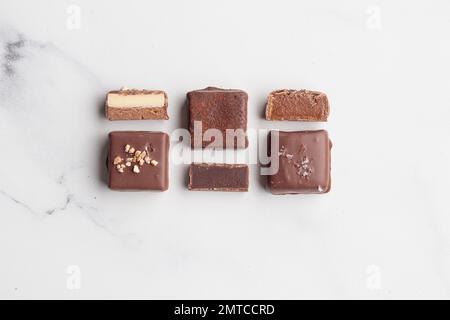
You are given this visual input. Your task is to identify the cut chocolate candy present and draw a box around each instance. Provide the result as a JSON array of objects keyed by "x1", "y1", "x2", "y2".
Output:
[
  {"x1": 188, "y1": 87, "x2": 248, "y2": 149},
  {"x1": 108, "y1": 131, "x2": 169, "y2": 191},
  {"x1": 106, "y1": 88, "x2": 168, "y2": 120},
  {"x1": 268, "y1": 130, "x2": 331, "y2": 194},
  {"x1": 266, "y1": 89, "x2": 329, "y2": 121},
  {"x1": 188, "y1": 163, "x2": 249, "y2": 192}
]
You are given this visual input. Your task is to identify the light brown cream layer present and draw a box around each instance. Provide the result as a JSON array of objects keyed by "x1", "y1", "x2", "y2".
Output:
[{"x1": 107, "y1": 92, "x2": 165, "y2": 108}]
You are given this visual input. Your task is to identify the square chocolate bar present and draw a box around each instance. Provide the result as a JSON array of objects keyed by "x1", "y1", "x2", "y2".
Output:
[
  {"x1": 187, "y1": 87, "x2": 248, "y2": 149},
  {"x1": 108, "y1": 131, "x2": 169, "y2": 191},
  {"x1": 268, "y1": 130, "x2": 331, "y2": 194}
]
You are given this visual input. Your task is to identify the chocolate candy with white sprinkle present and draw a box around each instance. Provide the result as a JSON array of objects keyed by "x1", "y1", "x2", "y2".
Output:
[{"x1": 268, "y1": 130, "x2": 331, "y2": 194}]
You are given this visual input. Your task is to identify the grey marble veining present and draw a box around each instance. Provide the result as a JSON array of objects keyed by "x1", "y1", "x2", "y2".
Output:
[{"x1": 1, "y1": 0, "x2": 450, "y2": 299}]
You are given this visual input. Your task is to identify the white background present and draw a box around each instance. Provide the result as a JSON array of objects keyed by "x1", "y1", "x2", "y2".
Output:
[{"x1": 0, "y1": 0, "x2": 449, "y2": 299}]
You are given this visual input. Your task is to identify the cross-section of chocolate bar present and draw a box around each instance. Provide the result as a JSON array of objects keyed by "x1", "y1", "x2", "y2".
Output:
[
  {"x1": 266, "y1": 89, "x2": 329, "y2": 121},
  {"x1": 188, "y1": 163, "x2": 249, "y2": 192},
  {"x1": 106, "y1": 88, "x2": 168, "y2": 120}
]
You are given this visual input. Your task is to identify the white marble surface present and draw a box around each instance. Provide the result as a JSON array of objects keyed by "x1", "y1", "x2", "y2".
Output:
[{"x1": 1, "y1": 0, "x2": 450, "y2": 299}]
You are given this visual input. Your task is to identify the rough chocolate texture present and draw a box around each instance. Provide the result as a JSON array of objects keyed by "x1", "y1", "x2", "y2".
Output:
[
  {"x1": 266, "y1": 89, "x2": 329, "y2": 121},
  {"x1": 268, "y1": 130, "x2": 331, "y2": 194},
  {"x1": 188, "y1": 87, "x2": 248, "y2": 149},
  {"x1": 188, "y1": 163, "x2": 249, "y2": 192},
  {"x1": 108, "y1": 131, "x2": 169, "y2": 191},
  {"x1": 106, "y1": 89, "x2": 169, "y2": 120}
]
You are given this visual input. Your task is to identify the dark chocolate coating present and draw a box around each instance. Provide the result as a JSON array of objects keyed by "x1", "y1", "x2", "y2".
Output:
[
  {"x1": 188, "y1": 163, "x2": 249, "y2": 191},
  {"x1": 187, "y1": 87, "x2": 248, "y2": 149},
  {"x1": 108, "y1": 131, "x2": 169, "y2": 191},
  {"x1": 268, "y1": 130, "x2": 331, "y2": 194}
]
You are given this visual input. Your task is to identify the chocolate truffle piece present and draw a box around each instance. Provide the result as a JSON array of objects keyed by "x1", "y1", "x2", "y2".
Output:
[
  {"x1": 108, "y1": 131, "x2": 169, "y2": 191},
  {"x1": 106, "y1": 88, "x2": 168, "y2": 120},
  {"x1": 266, "y1": 89, "x2": 329, "y2": 121},
  {"x1": 268, "y1": 130, "x2": 331, "y2": 194},
  {"x1": 188, "y1": 163, "x2": 249, "y2": 192},
  {"x1": 187, "y1": 87, "x2": 248, "y2": 149}
]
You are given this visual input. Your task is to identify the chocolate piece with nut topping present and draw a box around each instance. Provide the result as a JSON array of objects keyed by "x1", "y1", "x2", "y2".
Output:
[
  {"x1": 106, "y1": 88, "x2": 168, "y2": 120},
  {"x1": 108, "y1": 131, "x2": 169, "y2": 191},
  {"x1": 188, "y1": 163, "x2": 249, "y2": 192},
  {"x1": 266, "y1": 89, "x2": 329, "y2": 121},
  {"x1": 188, "y1": 87, "x2": 248, "y2": 149},
  {"x1": 268, "y1": 130, "x2": 331, "y2": 194}
]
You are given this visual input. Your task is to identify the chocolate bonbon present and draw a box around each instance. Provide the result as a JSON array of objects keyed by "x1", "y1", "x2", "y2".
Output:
[
  {"x1": 187, "y1": 87, "x2": 248, "y2": 149},
  {"x1": 266, "y1": 89, "x2": 329, "y2": 121},
  {"x1": 188, "y1": 163, "x2": 249, "y2": 192},
  {"x1": 268, "y1": 130, "x2": 331, "y2": 194},
  {"x1": 108, "y1": 131, "x2": 169, "y2": 191},
  {"x1": 106, "y1": 88, "x2": 168, "y2": 120}
]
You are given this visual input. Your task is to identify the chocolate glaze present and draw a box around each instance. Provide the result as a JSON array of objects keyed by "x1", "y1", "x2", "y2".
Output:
[
  {"x1": 268, "y1": 130, "x2": 331, "y2": 194},
  {"x1": 108, "y1": 131, "x2": 169, "y2": 191}
]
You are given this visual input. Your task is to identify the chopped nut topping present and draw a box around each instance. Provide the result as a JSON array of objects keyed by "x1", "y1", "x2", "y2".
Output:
[
  {"x1": 113, "y1": 142, "x2": 158, "y2": 174},
  {"x1": 136, "y1": 151, "x2": 146, "y2": 162}
]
